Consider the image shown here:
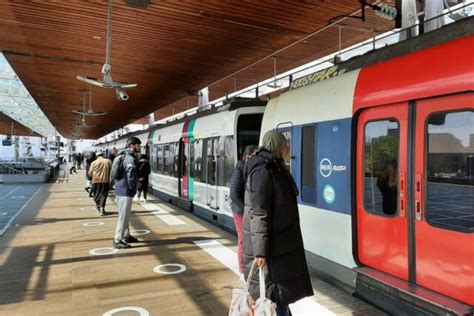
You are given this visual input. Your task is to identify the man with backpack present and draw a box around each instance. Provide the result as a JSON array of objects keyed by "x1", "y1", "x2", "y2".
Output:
[{"x1": 111, "y1": 137, "x2": 142, "y2": 249}]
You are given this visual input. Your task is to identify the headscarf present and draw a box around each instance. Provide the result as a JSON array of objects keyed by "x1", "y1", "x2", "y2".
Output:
[{"x1": 261, "y1": 130, "x2": 287, "y2": 158}]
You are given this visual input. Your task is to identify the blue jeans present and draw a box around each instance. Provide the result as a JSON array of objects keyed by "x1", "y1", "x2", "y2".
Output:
[{"x1": 276, "y1": 305, "x2": 291, "y2": 316}]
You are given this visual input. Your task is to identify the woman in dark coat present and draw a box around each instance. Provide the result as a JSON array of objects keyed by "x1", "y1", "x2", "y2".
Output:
[
  {"x1": 230, "y1": 145, "x2": 258, "y2": 277},
  {"x1": 136, "y1": 154, "x2": 151, "y2": 202},
  {"x1": 243, "y1": 130, "x2": 313, "y2": 316}
]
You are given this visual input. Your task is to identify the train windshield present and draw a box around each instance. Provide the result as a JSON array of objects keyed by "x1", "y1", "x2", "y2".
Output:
[{"x1": 236, "y1": 113, "x2": 263, "y2": 160}]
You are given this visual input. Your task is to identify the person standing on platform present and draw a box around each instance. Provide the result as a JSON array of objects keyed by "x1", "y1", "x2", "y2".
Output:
[
  {"x1": 136, "y1": 154, "x2": 151, "y2": 203},
  {"x1": 230, "y1": 145, "x2": 258, "y2": 279},
  {"x1": 243, "y1": 130, "x2": 313, "y2": 316},
  {"x1": 112, "y1": 137, "x2": 141, "y2": 249},
  {"x1": 88, "y1": 151, "x2": 111, "y2": 216}
]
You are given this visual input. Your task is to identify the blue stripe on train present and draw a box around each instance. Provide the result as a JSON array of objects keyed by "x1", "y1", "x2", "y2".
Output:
[{"x1": 291, "y1": 118, "x2": 352, "y2": 215}]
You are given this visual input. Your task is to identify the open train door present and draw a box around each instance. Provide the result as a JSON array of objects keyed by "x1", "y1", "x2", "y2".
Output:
[
  {"x1": 178, "y1": 138, "x2": 189, "y2": 199},
  {"x1": 413, "y1": 93, "x2": 473, "y2": 305}
]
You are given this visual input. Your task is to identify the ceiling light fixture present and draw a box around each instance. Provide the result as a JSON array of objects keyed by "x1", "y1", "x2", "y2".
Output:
[{"x1": 76, "y1": 0, "x2": 137, "y2": 101}]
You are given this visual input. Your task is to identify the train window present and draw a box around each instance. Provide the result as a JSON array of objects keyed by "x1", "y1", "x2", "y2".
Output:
[
  {"x1": 363, "y1": 119, "x2": 399, "y2": 216},
  {"x1": 425, "y1": 110, "x2": 474, "y2": 233},
  {"x1": 163, "y1": 143, "x2": 170, "y2": 175},
  {"x1": 207, "y1": 138, "x2": 218, "y2": 185},
  {"x1": 166, "y1": 143, "x2": 175, "y2": 177},
  {"x1": 281, "y1": 130, "x2": 292, "y2": 172},
  {"x1": 301, "y1": 125, "x2": 316, "y2": 204},
  {"x1": 150, "y1": 144, "x2": 156, "y2": 172},
  {"x1": 224, "y1": 136, "x2": 235, "y2": 187},
  {"x1": 157, "y1": 144, "x2": 163, "y2": 174},
  {"x1": 237, "y1": 113, "x2": 263, "y2": 158},
  {"x1": 192, "y1": 139, "x2": 203, "y2": 182}
]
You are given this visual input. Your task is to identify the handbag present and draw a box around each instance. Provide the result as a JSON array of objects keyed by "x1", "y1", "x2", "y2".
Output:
[
  {"x1": 229, "y1": 260, "x2": 276, "y2": 316},
  {"x1": 253, "y1": 265, "x2": 276, "y2": 316}
]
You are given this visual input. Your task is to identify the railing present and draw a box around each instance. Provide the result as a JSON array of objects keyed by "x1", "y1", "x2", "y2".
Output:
[{"x1": 0, "y1": 162, "x2": 23, "y2": 175}]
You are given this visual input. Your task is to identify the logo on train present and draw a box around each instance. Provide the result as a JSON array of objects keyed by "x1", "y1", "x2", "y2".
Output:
[
  {"x1": 320, "y1": 158, "x2": 332, "y2": 177},
  {"x1": 319, "y1": 158, "x2": 347, "y2": 178}
]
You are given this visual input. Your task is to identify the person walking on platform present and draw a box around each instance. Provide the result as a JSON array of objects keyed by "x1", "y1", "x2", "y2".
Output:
[
  {"x1": 136, "y1": 154, "x2": 151, "y2": 203},
  {"x1": 85, "y1": 152, "x2": 96, "y2": 197},
  {"x1": 69, "y1": 153, "x2": 78, "y2": 174},
  {"x1": 230, "y1": 145, "x2": 257, "y2": 279},
  {"x1": 112, "y1": 137, "x2": 141, "y2": 249},
  {"x1": 243, "y1": 130, "x2": 313, "y2": 316},
  {"x1": 88, "y1": 151, "x2": 111, "y2": 216}
]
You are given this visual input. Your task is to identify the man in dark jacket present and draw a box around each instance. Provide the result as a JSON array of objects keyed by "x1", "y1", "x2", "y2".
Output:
[
  {"x1": 243, "y1": 130, "x2": 313, "y2": 316},
  {"x1": 112, "y1": 137, "x2": 141, "y2": 249},
  {"x1": 230, "y1": 145, "x2": 257, "y2": 276}
]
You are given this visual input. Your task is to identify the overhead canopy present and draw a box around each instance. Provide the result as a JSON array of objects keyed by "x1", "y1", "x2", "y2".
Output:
[
  {"x1": 0, "y1": 0, "x2": 396, "y2": 139},
  {"x1": 0, "y1": 54, "x2": 56, "y2": 137},
  {"x1": 0, "y1": 111, "x2": 40, "y2": 137}
]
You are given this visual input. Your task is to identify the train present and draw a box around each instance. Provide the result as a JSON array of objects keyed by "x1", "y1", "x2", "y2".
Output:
[{"x1": 96, "y1": 17, "x2": 473, "y2": 315}]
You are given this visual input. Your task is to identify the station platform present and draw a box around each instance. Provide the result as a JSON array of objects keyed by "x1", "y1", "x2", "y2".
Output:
[{"x1": 0, "y1": 169, "x2": 386, "y2": 315}]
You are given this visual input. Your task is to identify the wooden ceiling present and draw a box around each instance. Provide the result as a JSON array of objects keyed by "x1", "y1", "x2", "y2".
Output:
[
  {"x1": 0, "y1": 112, "x2": 40, "y2": 137},
  {"x1": 0, "y1": 0, "x2": 395, "y2": 139}
]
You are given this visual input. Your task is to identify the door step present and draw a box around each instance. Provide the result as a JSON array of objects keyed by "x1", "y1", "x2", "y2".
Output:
[{"x1": 355, "y1": 267, "x2": 473, "y2": 316}]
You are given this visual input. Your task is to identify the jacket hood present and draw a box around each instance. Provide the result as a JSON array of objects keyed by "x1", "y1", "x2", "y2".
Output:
[{"x1": 244, "y1": 148, "x2": 280, "y2": 177}]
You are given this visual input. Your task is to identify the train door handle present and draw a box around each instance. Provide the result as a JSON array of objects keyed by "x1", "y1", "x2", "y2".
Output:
[
  {"x1": 415, "y1": 200, "x2": 423, "y2": 221},
  {"x1": 399, "y1": 172, "x2": 406, "y2": 218},
  {"x1": 415, "y1": 173, "x2": 423, "y2": 221}
]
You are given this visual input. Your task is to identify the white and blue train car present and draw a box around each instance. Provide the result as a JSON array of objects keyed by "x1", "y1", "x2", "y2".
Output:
[{"x1": 148, "y1": 98, "x2": 266, "y2": 230}]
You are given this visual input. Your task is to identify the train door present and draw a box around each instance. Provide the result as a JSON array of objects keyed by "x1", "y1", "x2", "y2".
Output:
[
  {"x1": 356, "y1": 103, "x2": 409, "y2": 281},
  {"x1": 414, "y1": 93, "x2": 473, "y2": 304},
  {"x1": 178, "y1": 138, "x2": 189, "y2": 199},
  {"x1": 206, "y1": 137, "x2": 219, "y2": 210},
  {"x1": 357, "y1": 95, "x2": 474, "y2": 305}
]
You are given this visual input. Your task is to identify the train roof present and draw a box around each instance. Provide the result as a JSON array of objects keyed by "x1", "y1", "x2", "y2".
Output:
[
  {"x1": 95, "y1": 97, "x2": 266, "y2": 148},
  {"x1": 289, "y1": 16, "x2": 473, "y2": 91},
  {"x1": 148, "y1": 97, "x2": 267, "y2": 132}
]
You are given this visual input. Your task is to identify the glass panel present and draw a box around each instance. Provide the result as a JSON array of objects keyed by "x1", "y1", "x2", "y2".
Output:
[
  {"x1": 364, "y1": 120, "x2": 400, "y2": 216},
  {"x1": 426, "y1": 110, "x2": 474, "y2": 233},
  {"x1": 301, "y1": 125, "x2": 316, "y2": 203},
  {"x1": 192, "y1": 139, "x2": 203, "y2": 182},
  {"x1": 157, "y1": 144, "x2": 163, "y2": 174},
  {"x1": 224, "y1": 136, "x2": 235, "y2": 187},
  {"x1": 281, "y1": 130, "x2": 292, "y2": 172},
  {"x1": 207, "y1": 138, "x2": 216, "y2": 185},
  {"x1": 174, "y1": 142, "x2": 179, "y2": 177},
  {"x1": 163, "y1": 143, "x2": 170, "y2": 175},
  {"x1": 237, "y1": 113, "x2": 263, "y2": 158}
]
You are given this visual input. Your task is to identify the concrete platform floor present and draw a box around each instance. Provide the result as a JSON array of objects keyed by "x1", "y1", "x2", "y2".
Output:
[{"x1": 0, "y1": 170, "x2": 386, "y2": 315}]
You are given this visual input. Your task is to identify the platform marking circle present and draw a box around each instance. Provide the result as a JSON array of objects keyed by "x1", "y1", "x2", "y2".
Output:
[
  {"x1": 153, "y1": 264, "x2": 186, "y2": 275},
  {"x1": 89, "y1": 247, "x2": 118, "y2": 256},
  {"x1": 2, "y1": 212, "x2": 8, "y2": 216},
  {"x1": 11, "y1": 195, "x2": 25, "y2": 199},
  {"x1": 103, "y1": 306, "x2": 149, "y2": 316},
  {"x1": 130, "y1": 229, "x2": 150, "y2": 236},
  {"x1": 83, "y1": 222, "x2": 104, "y2": 227}
]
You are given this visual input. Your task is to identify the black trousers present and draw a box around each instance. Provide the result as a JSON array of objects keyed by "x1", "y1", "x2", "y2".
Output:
[{"x1": 93, "y1": 183, "x2": 109, "y2": 209}]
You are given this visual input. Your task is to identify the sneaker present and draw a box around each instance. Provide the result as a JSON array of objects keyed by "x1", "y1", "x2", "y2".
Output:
[
  {"x1": 133, "y1": 196, "x2": 139, "y2": 202},
  {"x1": 84, "y1": 187, "x2": 89, "y2": 193},
  {"x1": 123, "y1": 235, "x2": 139, "y2": 243},
  {"x1": 96, "y1": 206, "x2": 101, "y2": 214},
  {"x1": 113, "y1": 241, "x2": 131, "y2": 249},
  {"x1": 140, "y1": 198, "x2": 146, "y2": 203},
  {"x1": 100, "y1": 211, "x2": 109, "y2": 216}
]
